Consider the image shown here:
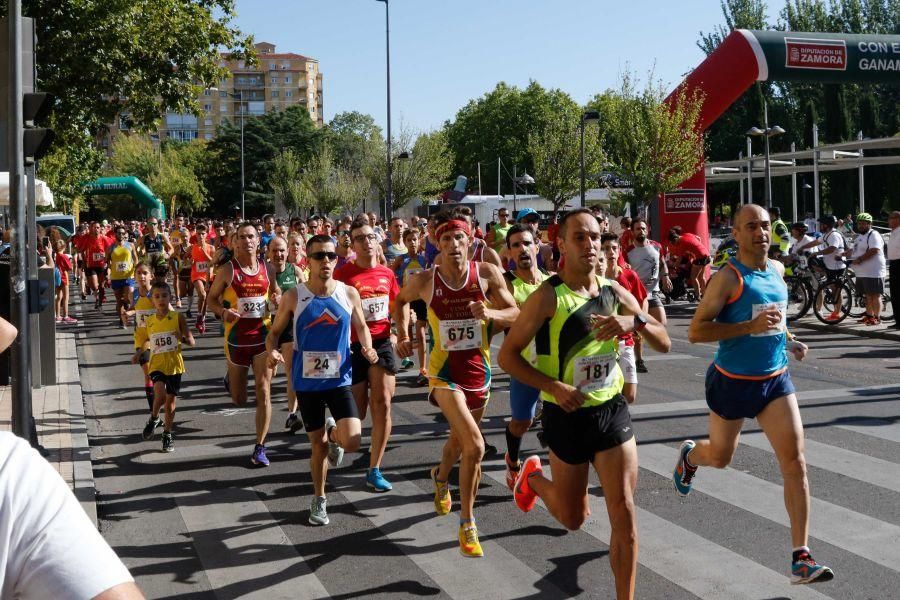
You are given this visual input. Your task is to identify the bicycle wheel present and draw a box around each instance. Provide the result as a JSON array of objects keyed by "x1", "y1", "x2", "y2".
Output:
[
  {"x1": 813, "y1": 280, "x2": 852, "y2": 324},
  {"x1": 785, "y1": 277, "x2": 812, "y2": 322}
]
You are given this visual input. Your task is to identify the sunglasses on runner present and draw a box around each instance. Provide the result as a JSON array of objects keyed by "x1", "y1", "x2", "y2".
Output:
[{"x1": 308, "y1": 251, "x2": 338, "y2": 261}]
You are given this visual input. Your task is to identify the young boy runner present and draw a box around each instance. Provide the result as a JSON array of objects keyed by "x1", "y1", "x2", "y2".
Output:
[
  {"x1": 130, "y1": 263, "x2": 157, "y2": 412},
  {"x1": 140, "y1": 281, "x2": 195, "y2": 452},
  {"x1": 266, "y1": 235, "x2": 376, "y2": 525}
]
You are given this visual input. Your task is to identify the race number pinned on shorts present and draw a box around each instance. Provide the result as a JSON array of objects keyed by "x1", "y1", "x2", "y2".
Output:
[
  {"x1": 150, "y1": 332, "x2": 178, "y2": 354},
  {"x1": 362, "y1": 295, "x2": 389, "y2": 322},
  {"x1": 238, "y1": 296, "x2": 266, "y2": 318},
  {"x1": 303, "y1": 351, "x2": 340, "y2": 379},
  {"x1": 115, "y1": 261, "x2": 130, "y2": 273},
  {"x1": 573, "y1": 353, "x2": 616, "y2": 393},
  {"x1": 439, "y1": 319, "x2": 482, "y2": 351},
  {"x1": 136, "y1": 309, "x2": 156, "y2": 328},
  {"x1": 751, "y1": 301, "x2": 787, "y2": 337},
  {"x1": 93, "y1": 252, "x2": 105, "y2": 263},
  {"x1": 195, "y1": 261, "x2": 209, "y2": 273}
]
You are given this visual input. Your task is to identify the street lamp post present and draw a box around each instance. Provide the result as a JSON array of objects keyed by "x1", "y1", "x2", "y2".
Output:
[
  {"x1": 746, "y1": 103, "x2": 785, "y2": 207},
  {"x1": 376, "y1": 0, "x2": 393, "y2": 223},
  {"x1": 580, "y1": 110, "x2": 600, "y2": 207}
]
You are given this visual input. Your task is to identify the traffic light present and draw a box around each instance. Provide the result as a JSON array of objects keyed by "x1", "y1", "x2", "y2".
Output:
[
  {"x1": 27, "y1": 278, "x2": 50, "y2": 314},
  {"x1": 23, "y1": 91, "x2": 54, "y2": 164}
]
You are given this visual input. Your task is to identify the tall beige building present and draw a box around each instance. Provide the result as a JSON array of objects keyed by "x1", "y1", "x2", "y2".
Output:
[{"x1": 105, "y1": 42, "x2": 324, "y2": 149}]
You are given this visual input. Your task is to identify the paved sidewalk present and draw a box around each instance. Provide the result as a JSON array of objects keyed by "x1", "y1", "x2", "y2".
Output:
[
  {"x1": 792, "y1": 314, "x2": 900, "y2": 341},
  {"x1": 0, "y1": 329, "x2": 97, "y2": 526}
]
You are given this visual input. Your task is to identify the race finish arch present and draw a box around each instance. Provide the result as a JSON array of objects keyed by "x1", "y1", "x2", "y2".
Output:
[
  {"x1": 83, "y1": 176, "x2": 166, "y2": 220},
  {"x1": 659, "y1": 29, "x2": 900, "y2": 249}
]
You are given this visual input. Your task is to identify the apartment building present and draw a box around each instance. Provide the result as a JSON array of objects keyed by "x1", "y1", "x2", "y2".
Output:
[{"x1": 103, "y1": 42, "x2": 324, "y2": 150}]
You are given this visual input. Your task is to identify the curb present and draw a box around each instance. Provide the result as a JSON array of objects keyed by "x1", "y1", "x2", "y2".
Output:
[{"x1": 60, "y1": 328, "x2": 98, "y2": 528}]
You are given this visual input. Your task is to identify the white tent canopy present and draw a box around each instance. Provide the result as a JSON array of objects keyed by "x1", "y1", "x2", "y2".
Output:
[{"x1": 0, "y1": 171, "x2": 55, "y2": 207}]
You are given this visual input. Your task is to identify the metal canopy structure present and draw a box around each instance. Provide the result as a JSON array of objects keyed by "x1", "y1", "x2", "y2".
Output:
[{"x1": 705, "y1": 135, "x2": 900, "y2": 220}]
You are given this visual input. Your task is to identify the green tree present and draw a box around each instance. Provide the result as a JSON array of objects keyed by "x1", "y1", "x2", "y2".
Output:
[
  {"x1": 527, "y1": 116, "x2": 603, "y2": 217},
  {"x1": 604, "y1": 72, "x2": 706, "y2": 206},
  {"x1": 368, "y1": 128, "x2": 454, "y2": 211},
  {"x1": 444, "y1": 81, "x2": 581, "y2": 195},
  {"x1": 149, "y1": 142, "x2": 208, "y2": 215},
  {"x1": 270, "y1": 149, "x2": 310, "y2": 217},
  {"x1": 35, "y1": 127, "x2": 105, "y2": 216},
  {"x1": 205, "y1": 105, "x2": 322, "y2": 215},
  {"x1": 327, "y1": 111, "x2": 383, "y2": 173}
]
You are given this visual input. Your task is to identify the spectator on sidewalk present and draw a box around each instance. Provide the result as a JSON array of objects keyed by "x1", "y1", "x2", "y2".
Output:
[
  {"x1": 0, "y1": 316, "x2": 144, "y2": 599},
  {"x1": 846, "y1": 213, "x2": 886, "y2": 325},
  {"x1": 887, "y1": 211, "x2": 900, "y2": 330}
]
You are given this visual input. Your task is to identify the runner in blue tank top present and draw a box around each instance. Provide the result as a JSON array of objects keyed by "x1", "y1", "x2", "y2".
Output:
[
  {"x1": 672, "y1": 204, "x2": 834, "y2": 586},
  {"x1": 265, "y1": 234, "x2": 377, "y2": 527}
]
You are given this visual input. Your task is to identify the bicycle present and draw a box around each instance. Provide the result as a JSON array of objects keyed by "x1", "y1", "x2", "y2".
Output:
[{"x1": 813, "y1": 268, "x2": 854, "y2": 325}]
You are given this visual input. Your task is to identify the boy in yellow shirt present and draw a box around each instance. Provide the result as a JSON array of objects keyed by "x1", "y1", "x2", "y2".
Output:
[{"x1": 139, "y1": 281, "x2": 195, "y2": 452}]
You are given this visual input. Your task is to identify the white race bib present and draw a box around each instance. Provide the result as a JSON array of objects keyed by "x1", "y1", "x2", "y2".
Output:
[
  {"x1": 238, "y1": 295, "x2": 266, "y2": 318},
  {"x1": 115, "y1": 261, "x2": 131, "y2": 273},
  {"x1": 92, "y1": 252, "x2": 105, "y2": 263},
  {"x1": 572, "y1": 353, "x2": 617, "y2": 393},
  {"x1": 195, "y1": 261, "x2": 209, "y2": 273},
  {"x1": 150, "y1": 331, "x2": 178, "y2": 354},
  {"x1": 303, "y1": 351, "x2": 340, "y2": 379},
  {"x1": 362, "y1": 295, "x2": 389, "y2": 322},
  {"x1": 751, "y1": 301, "x2": 787, "y2": 337},
  {"x1": 136, "y1": 309, "x2": 156, "y2": 328},
  {"x1": 439, "y1": 319, "x2": 483, "y2": 351}
]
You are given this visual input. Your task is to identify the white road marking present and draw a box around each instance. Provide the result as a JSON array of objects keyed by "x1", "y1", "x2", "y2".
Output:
[
  {"x1": 176, "y1": 488, "x2": 329, "y2": 600},
  {"x1": 481, "y1": 459, "x2": 831, "y2": 600},
  {"x1": 836, "y1": 418, "x2": 900, "y2": 444},
  {"x1": 639, "y1": 443, "x2": 900, "y2": 572},
  {"x1": 741, "y1": 431, "x2": 900, "y2": 493},
  {"x1": 335, "y1": 473, "x2": 558, "y2": 599}
]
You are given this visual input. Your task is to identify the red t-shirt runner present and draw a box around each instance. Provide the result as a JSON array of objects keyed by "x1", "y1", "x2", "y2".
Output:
[
  {"x1": 80, "y1": 235, "x2": 113, "y2": 268},
  {"x1": 334, "y1": 262, "x2": 399, "y2": 342},
  {"x1": 614, "y1": 267, "x2": 647, "y2": 347},
  {"x1": 673, "y1": 233, "x2": 708, "y2": 260}
]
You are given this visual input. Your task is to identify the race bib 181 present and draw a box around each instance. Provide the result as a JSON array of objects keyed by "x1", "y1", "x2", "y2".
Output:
[{"x1": 572, "y1": 353, "x2": 617, "y2": 393}]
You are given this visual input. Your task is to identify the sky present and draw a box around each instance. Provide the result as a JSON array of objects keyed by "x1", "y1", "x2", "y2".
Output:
[{"x1": 232, "y1": 0, "x2": 786, "y2": 132}]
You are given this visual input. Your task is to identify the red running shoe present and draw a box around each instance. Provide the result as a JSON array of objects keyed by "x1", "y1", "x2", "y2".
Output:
[{"x1": 514, "y1": 455, "x2": 542, "y2": 512}]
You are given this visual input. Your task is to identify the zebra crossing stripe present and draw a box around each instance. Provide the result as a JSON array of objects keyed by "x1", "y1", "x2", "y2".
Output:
[
  {"x1": 479, "y1": 459, "x2": 832, "y2": 600},
  {"x1": 741, "y1": 431, "x2": 900, "y2": 493},
  {"x1": 638, "y1": 443, "x2": 900, "y2": 572},
  {"x1": 334, "y1": 472, "x2": 561, "y2": 599},
  {"x1": 176, "y1": 487, "x2": 330, "y2": 600},
  {"x1": 836, "y1": 418, "x2": 900, "y2": 443}
]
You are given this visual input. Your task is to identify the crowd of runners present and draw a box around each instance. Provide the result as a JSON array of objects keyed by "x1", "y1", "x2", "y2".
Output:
[{"x1": 60, "y1": 203, "x2": 833, "y2": 598}]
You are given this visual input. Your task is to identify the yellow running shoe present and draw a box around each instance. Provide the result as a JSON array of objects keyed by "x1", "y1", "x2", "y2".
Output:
[
  {"x1": 431, "y1": 466, "x2": 451, "y2": 515},
  {"x1": 458, "y1": 521, "x2": 484, "y2": 558}
]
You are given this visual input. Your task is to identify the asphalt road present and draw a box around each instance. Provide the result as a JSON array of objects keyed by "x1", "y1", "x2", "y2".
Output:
[{"x1": 74, "y1": 297, "x2": 900, "y2": 600}]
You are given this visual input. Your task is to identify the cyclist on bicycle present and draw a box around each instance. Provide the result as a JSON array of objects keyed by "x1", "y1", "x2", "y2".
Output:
[{"x1": 846, "y1": 213, "x2": 886, "y2": 325}]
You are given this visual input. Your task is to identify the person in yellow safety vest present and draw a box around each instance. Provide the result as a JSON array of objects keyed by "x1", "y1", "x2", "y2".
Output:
[{"x1": 769, "y1": 206, "x2": 791, "y2": 255}]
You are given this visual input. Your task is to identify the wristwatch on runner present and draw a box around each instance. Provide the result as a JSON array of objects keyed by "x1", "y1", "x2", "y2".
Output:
[{"x1": 633, "y1": 313, "x2": 648, "y2": 333}]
